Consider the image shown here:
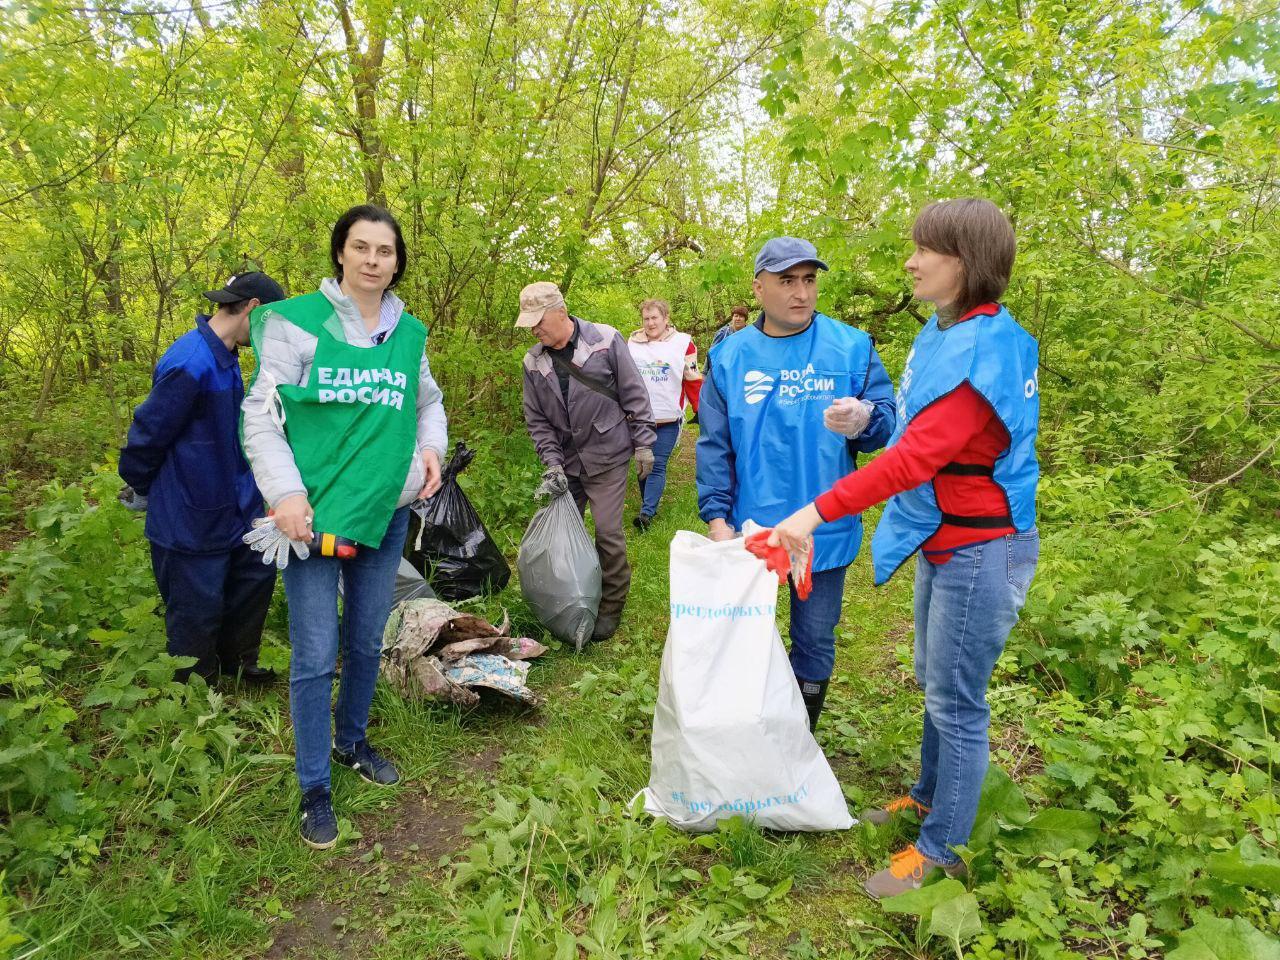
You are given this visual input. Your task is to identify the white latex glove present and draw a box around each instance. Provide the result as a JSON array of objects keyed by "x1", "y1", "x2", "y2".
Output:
[
  {"x1": 243, "y1": 516, "x2": 311, "y2": 569},
  {"x1": 707, "y1": 518, "x2": 736, "y2": 542},
  {"x1": 824, "y1": 397, "x2": 874, "y2": 439}
]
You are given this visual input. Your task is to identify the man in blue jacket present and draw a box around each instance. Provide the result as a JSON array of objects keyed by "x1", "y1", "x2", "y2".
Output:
[
  {"x1": 120, "y1": 272, "x2": 286, "y2": 685},
  {"x1": 696, "y1": 238, "x2": 896, "y2": 729}
]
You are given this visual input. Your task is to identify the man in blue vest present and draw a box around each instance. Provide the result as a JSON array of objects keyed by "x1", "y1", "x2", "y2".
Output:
[
  {"x1": 119, "y1": 272, "x2": 285, "y2": 685},
  {"x1": 696, "y1": 238, "x2": 896, "y2": 729}
]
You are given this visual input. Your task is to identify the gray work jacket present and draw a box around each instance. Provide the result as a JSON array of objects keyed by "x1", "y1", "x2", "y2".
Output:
[{"x1": 521, "y1": 318, "x2": 656, "y2": 478}]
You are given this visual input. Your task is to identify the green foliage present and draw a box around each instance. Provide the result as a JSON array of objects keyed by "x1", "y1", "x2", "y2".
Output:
[
  {"x1": 446, "y1": 760, "x2": 791, "y2": 957},
  {"x1": 427, "y1": 330, "x2": 543, "y2": 551},
  {"x1": 1209, "y1": 839, "x2": 1280, "y2": 897},
  {"x1": 0, "y1": 473, "x2": 254, "y2": 885},
  {"x1": 1170, "y1": 917, "x2": 1280, "y2": 960},
  {"x1": 2, "y1": 0, "x2": 1280, "y2": 955}
]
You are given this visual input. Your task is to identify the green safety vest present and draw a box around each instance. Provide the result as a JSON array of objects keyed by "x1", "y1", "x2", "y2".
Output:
[{"x1": 245, "y1": 291, "x2": 426, "y2": 548}]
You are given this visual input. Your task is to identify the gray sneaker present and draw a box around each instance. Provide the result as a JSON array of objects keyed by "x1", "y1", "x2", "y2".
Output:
[
  {"x1": 861, "y1": 795, "x2": 929, "y2": 826},
  {"x1": 863, "y1": 845, "x2": 965, "y2": 900}
]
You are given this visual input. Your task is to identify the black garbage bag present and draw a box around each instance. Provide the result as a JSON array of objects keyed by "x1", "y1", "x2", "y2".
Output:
[{"x1": 405, "y1": 442, "x2": 511, "y2": 600}]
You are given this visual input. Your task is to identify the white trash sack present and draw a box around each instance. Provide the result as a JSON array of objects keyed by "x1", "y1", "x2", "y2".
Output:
[{"x1": 638, "y1": 525, "x2": 855, "y2": 832}]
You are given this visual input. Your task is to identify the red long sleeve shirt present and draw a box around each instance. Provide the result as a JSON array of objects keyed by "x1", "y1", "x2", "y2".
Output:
[{"x1": 814, "y1": 325, "x2": 1016, "y2": 562}]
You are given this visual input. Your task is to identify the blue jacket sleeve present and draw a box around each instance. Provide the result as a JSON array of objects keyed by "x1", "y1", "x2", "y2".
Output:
[
  {"x1": 118, "y1": 365, "x2": 200, "y2": 495},
  {"x1": 850, "y1": 344, "x2": 896, "y2": 454},
  {"x1": 695, "y1": 361, "x2": 736, "y2": 523}
]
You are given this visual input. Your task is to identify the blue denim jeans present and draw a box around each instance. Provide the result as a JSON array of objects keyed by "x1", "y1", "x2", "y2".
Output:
[
  {"x1": 638, "y1": 421, "x2": 681, "y2": 517},
  {"x1": 282, "y1": 507, "x2": 410, "y2": 793},
  {"x1": 908, "y1": 530, "x2": 1039, "y2": 864},
  {"x1": 786, "y1": 565, "x2": 848, "y2": 682}
]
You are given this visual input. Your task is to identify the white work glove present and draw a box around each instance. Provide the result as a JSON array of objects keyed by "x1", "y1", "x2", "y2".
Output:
[
  {"x1": 824, "y1": 397, "x2": 875, "y2": 439},
  {"x1": 634, "y1": 447, "x2": 655, "y2": 480},
  {"x1": 242, "y1": 516, "x2": 311, "y2": 569}
]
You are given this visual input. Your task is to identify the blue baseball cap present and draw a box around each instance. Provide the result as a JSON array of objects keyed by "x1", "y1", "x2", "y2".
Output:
[{"x1": 753, "y1": 237, "x2": 829, "y2": 276}]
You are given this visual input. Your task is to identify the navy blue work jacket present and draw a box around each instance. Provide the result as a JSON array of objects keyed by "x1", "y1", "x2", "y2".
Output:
[{"x1": 119, "y1": 315, "x2": 266, "y2": 553}]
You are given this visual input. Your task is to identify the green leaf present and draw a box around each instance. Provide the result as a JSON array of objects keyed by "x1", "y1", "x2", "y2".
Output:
[
  {"x1": 767, "y1": 876, "x2": 793, "y2": 900},
  {"x1": 1206, "y1": 837, "x2": 1280, "y2": 894},
  {"x1": 1012, "y1": 808, "x2": 1101, "y2": 855},
  {"x1": 879, "y1": 878, "x2": 966, "y2": 919},
  {"x1": 1168, "y1": 918, "x2": 1280, "y2": 960},
  {"x1": 927, "y1": 892, "x2": 983, "y2": 949},
  {"x1": 708, "y1": 864, "x2": 732, "y2": 887},
  {"x1": 971, "y1": 765, "x2": 1031, "y2": 846}
]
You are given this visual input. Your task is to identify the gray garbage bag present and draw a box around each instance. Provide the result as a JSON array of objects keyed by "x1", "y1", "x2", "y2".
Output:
[
  {"x1": 340, "y1": 558, "x2": 436, "y2": 606},
  {"x1": 517, "y1": 489, "x2": 601, "y2": 651},
  {"x1": 394, "y1": 557, "x2": 437, "y2": 605}
]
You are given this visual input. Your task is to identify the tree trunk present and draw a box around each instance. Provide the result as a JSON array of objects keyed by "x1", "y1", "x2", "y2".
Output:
[{"x1": 337, "y1": 0, "x2": 389, "y2": 206}]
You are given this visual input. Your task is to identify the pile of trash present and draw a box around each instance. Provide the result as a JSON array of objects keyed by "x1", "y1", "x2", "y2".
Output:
[{"x1": 381, "y1": 597, "x2": 547, "y2": 707}]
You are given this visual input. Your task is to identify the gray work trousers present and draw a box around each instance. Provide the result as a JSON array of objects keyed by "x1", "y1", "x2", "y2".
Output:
[{"x1": 567, "y1": 461, "x2": 631, "y2": 620}]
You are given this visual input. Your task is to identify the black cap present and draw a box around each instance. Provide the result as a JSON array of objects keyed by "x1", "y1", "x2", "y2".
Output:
[{"x1": 203, "y1": 271, "x2": 285, "y2": 306}]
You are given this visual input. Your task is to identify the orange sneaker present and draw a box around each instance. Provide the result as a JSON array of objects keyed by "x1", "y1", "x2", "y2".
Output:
[
  {"x1": 860, "y1": 795, "x2": 930, "y2": 826},
  {"x1": 863, "y1": 844, "x2": 965, "y2": 900}
]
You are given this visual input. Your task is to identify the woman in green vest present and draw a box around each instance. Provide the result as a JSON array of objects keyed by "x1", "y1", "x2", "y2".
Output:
[{"x1": 242, "y1": 205, "x2": 448, "y2": 849}]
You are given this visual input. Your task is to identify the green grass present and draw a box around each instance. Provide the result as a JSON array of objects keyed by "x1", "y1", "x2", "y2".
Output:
[{"x1": 8, "y1": 433, "x2": 1048, "y2": 959}]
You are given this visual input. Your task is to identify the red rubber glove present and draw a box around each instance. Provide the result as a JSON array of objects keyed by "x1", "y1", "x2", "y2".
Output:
[{"x1": 745, "y1": 529, "x2": 813, "y2": 601}]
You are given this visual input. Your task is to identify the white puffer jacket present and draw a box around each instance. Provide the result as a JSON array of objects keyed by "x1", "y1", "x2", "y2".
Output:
[{"x1": 242, "y1": 278, "x2": 448, "y2": 509}]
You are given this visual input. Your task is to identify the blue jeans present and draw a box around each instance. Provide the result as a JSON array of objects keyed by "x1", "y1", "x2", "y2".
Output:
[
  {"x1": 909, "y1": 530, "x2": 1039, "y2": 864},
  {"x1": 283, "y1": 507, "x2": 410, "y2": 793},
  {"x1": 638, "y1": 421, "x2": 681, "y2": 517},
  {"x1": 787, "y1": 565, "x2": 848, "y2": 682}
]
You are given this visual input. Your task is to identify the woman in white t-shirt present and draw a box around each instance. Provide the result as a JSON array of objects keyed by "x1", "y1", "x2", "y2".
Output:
[{"x1": 626, "y1": 299, "x2": 702, "y2": 529}]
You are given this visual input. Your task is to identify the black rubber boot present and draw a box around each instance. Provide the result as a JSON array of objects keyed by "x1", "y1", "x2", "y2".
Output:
[{"x1": 797, "y1": 678, "x2": 830, "y2": 732}]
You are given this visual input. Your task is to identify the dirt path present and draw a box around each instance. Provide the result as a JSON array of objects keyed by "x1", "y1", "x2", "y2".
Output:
[{"x1": 259, "y1": 745, "x2": 502, "y2": 959}]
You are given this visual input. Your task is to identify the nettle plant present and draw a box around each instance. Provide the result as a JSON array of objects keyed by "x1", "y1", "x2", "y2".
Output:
[
  {"x1": 1000, "y1": 516, "x2": 1280, "y2": 943},
  {"x1": 0, "y1": 473, "x2": 252, "y2": 886},
  {"x1": 447, "y1": 758, "x2": 795, "y2": 959}
]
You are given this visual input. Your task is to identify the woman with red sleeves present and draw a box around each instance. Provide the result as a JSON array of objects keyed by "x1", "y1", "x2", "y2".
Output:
[{"x1": 768, "y1": 198, "x2": 1041, "y2": 900}]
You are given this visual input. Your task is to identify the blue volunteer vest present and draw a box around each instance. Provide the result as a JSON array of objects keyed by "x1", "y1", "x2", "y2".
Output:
[
  {"x1": 871, "y1": 304, "x2": 1040, "y2": 585},
  {"x1": 713, "y1": 314, "x2": 875, "y2": 572}
]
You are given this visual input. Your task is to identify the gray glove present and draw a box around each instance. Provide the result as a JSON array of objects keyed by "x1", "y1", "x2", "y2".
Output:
[
  {"x1": 242, "y1": 516, "x2": 311, "y2": 569},
  {"x1": 634, "y1": 447, "x2": 655, "y2": 480},
  {"x1": 535, "y1": 464, "x2": 569, "y2": 500},
  {"x1": 117, "y1": 485, "x2": 148, "y2": 512},
  {"x1": 824, "y1": 398, "x2": 875, "y2": 439}
]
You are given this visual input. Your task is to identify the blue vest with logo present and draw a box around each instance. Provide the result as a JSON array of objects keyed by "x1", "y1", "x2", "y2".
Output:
[
  {"x1": 871, "y1": 305, "x2": 1040, "y2": 585},
  {"x1": 712, "y1": 314, "x2": 875, "y2": 572}
]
